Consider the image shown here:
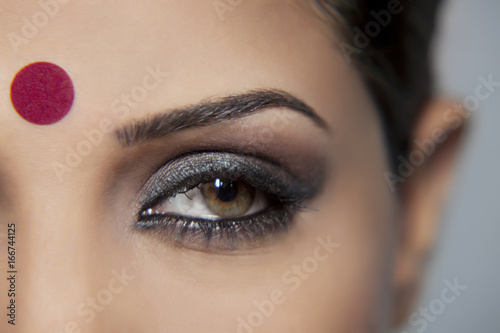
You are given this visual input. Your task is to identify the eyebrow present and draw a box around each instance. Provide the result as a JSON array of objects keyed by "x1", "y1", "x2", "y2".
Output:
[{"x1": 115, "y1": 89, "x2": 328, "y2": 147}]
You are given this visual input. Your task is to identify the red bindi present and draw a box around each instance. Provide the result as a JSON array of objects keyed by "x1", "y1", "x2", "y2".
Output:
[{"x1": 10, "y1": 62, "x2": 74, "y2": 125}]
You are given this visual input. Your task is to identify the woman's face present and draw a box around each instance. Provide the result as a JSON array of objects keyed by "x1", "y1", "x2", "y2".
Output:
[{"x1": 1, "y1": 1, "x2": 404, "y2": 332}]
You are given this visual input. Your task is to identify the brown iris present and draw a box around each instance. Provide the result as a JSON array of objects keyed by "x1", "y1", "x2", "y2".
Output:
[{"x1": 201, "y1": 179, "x2": 256, "y2": 217}]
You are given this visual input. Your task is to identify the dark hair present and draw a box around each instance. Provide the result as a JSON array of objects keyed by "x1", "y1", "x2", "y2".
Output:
[{"x1": 313, "y1": 0, "x2": 442, "y2": 164}]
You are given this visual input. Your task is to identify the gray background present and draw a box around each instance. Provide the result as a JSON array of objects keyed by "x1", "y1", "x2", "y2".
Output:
[{"x1": 398, "y1": 1, "x2": 500, "y2": 332}]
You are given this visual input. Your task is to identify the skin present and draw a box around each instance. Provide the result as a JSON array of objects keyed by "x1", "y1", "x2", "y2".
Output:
[{"x1": 0, "y1": 1, "x2": 462, "y2": 332}]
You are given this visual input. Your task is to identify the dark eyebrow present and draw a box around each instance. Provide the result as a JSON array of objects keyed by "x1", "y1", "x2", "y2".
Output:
[{"x1": 116, "y1": 89, "x2": 329, "y2": 147}]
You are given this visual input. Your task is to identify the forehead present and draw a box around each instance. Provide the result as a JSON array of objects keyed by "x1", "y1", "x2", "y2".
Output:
[
  {"x1": 0, "y1": 0, "x2": 364, "y2": 148},
  {"x1": 0, "y1": 1, "x2": 337, "y2": 92},
  {"x1": 0, "y1": 0, "x2": 328, "y2": 71}
]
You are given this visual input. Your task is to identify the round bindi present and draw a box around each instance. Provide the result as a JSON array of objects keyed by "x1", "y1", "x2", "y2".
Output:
[{"x1": 10, "y1": 62, "x2": 75, "y2": 125}]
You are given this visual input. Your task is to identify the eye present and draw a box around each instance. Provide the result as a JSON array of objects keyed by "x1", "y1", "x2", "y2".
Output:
[
  {"x1": 135, "y1": 152, "x2": 318, "y2": 253},
  {"x1": 202, "y1": 179, "x2": 257, "y2": 217},
  {"x1": 144, "y1": 179, "x2": 263, "y2": 220}
]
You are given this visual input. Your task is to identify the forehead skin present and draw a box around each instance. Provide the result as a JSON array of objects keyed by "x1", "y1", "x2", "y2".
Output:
[
  {"x1": 0, "y1": 0, "x2": 345, "y2": 129},
  {"x1": 0, "y1": 1, "x2": 396, "y2": 332}
]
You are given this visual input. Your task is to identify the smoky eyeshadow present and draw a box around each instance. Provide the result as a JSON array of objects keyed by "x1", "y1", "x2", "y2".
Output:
[{"x1": 135, "y1": 151, "x2": 320, "y2": 215}]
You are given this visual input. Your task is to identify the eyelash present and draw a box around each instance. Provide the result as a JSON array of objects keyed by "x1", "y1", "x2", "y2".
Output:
[
  {"x1": 134, "y1": 152, "x2": 314, "y2": 253},
  {"x1": 136, "y1": 206, "x2": 301, "y2": 253}
]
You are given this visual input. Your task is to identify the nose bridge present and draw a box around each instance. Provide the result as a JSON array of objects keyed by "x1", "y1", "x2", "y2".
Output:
[{"x1": 11, "y1": 182, "x2": 95, "y2": 332}]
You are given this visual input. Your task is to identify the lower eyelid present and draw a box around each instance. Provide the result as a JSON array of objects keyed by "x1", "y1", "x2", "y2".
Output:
[{"x1": 134, "y1": 206, "x2": 295, "y2": 253}]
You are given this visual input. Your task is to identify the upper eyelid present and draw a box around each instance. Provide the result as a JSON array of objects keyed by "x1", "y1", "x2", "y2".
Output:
[{"x1": 136, "y1": 151, "x2": 313, "y2": 214}]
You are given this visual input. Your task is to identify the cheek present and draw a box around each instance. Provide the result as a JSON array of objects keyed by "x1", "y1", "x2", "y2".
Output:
[{"x1": 270, "y1": 175, "x2": 397, "y2": 332}]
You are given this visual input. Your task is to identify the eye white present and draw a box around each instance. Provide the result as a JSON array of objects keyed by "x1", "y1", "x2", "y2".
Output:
[{"x1": 150, "y1": 186, "x2": 268, "y2": 220}]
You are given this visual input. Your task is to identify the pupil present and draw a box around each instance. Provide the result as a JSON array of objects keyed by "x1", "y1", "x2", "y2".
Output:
[{"x1": 214, "y1": 179, "x2": 238, "y2": 202}]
